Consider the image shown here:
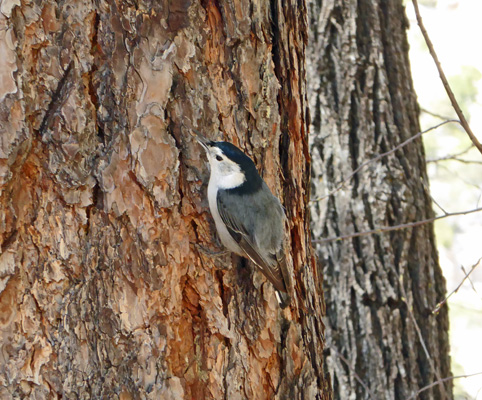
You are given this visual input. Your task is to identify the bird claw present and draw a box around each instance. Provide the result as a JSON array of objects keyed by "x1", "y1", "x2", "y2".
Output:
[
  {"x1": 194, "y1": 243, "x2": 229, "y2": 257},
  {"x1": 194, "y1": 243, "x2": 231, "y2": 270}
]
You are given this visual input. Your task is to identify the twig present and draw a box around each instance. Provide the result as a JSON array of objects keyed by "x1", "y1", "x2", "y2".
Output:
[
  {"x1": 328, "y1": 347, "x2": 377, "y2": 400},
  {"x1": 424, "y1": 184, "x2": 448, "y2": 215},
  {"x1": 38, "y1": 61, "x2": 75, "y2": 136},
  {"x1": 475, "y1": 386, "x2": 482, "y2": 400},
  {"x1": 427, "y1": 144, "x2": 475, "y2": 163},
  {"x1": 442, "y1": 158, "x2": 482, "y2": 165},
  {"x1": 405, "y1": 371, "x2": 482, "y2": 400},
  {"x1": 437, "y1": 158, "x2": 482, "y2": 165},
  {"x1": 311, "y1": 120, "x2": 459, "y2": 203},
  {"x1": 435, "y1": 163, "x2": 482, "y2": 192},
  {"x1": 312, "y1": 206, "x2": 482, "y2": 244},
  {"x1": 429, "y1": 156, "x2": 482, "y2": 165},
  {"x1": 430, "y1": 197, "x2": 448, "y2": 216},
  {"x1": 461, "y1": 264, "x2": 482, "y2": 304},
  {"x1": 393, "y1": 266, "x2": 448, "y2": 400},
  {"x1": 432, "y1": 257, "x2": 482, "y2": 314},
  {"x1": 420, "y1": 107, "x2": 455, "y2": 121},
  {"x1": 412, "y1": 0, "x2": 482, "y2": 156}
]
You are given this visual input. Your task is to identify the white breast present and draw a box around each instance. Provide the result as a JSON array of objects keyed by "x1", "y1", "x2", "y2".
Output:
[
  {"x1": 207, "y1": 180, "x2": 243, "y2": 254},
  {"x1": 215, "y1": 169, "x2": 245, "y2": 190}
]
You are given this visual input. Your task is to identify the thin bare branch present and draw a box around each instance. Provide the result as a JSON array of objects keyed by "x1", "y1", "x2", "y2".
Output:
[
  {"x1": 38, "y1": 61, "x2": 75, "y2": 136},
  {"x1": 405, "y1": 371, "x2": 482, "y2": 400},
  {"x1": 429, "y1": 195, "x2": 448, "y2": 216},
  {"x1": 437, "y1": 158, "x2": 482, "y2": 165},
  {"x1": 312, "y1": 207, "x2": 482, "y2": 244},
  {"x1": 432, "y1": 258, "x2": 482, "y2": 314},
  {"x1": 420, "y1": 107, "x2": 455, "y2": 121},
  {"x1": 446, "y1": 158, "x2": 482, "y2": 165},
  {"x1": 311, "y1": 120, "x2": 459, "y2": 203},
  {"x1": 388, "y1": 262, "x2": 448, "y2": 399},
  {"x1": 461, "y1": 264, "x2": 482, "y2": 305},
  {"x1": 435, "y1": 163, "x2": 482, "y2": 191},
  {"x1": 427, "y1": 145, "x2": 475, "y2": 163},
  {"x1": 328, "y1": 347, "x2": 376, "y2": 400},
  {"x1": 429, "y1": 156, "x2": 482, "y2": 165},
  {"x1": 412, "y1": 0, "x2": 482, "y2": 156},
  {"x1": 422, "y1": 181, "x2": 448, "y2": 215}
]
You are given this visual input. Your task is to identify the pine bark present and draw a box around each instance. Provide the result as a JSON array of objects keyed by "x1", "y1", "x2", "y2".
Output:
[
  {"x1": 307, "y1": 1, "x2": 452, "y2": 399},
  {"x1": 0, "y1": 0, "x2": 329, "y2": 399}
]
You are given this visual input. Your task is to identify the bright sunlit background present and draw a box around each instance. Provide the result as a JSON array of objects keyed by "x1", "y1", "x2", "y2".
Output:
[{"x1": 407, "y1": 0, "x2": 482, "y2": 398}]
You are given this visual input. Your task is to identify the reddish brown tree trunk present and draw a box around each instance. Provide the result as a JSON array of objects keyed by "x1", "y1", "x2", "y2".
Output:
[{"x1": 0, "y1": 1, "x2": 329, "y2": 399}]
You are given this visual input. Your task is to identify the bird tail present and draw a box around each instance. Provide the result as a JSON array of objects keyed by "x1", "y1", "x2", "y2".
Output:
[
  {"x1": 275, "y1": 249, "x2": 292, "y2": 308},
  {"x1": 275, "y1": 290, "x2": 291, "y2": 309}
]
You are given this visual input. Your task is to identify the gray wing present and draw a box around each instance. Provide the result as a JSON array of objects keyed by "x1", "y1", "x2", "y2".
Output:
[{"x1": 217, "y1": 186, "x2": 287, "y2": 294}]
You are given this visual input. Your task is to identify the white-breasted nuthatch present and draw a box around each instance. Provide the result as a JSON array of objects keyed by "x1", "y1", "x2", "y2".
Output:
[{"x1": 193, "y1": 130, "x2": 291, "y2": 308}]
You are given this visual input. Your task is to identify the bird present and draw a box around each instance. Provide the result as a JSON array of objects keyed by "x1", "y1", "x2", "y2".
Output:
[{"x1": 193, "y1": 130, "x2": 291, "y2": 308}]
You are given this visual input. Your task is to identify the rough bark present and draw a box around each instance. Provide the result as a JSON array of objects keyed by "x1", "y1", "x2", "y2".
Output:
[
  {"x1": 0, "y1": 0, "x2": 329, "y2": 399},
  {"x1": 307, "y1": 1, "x2": 452, "y2": 399}
]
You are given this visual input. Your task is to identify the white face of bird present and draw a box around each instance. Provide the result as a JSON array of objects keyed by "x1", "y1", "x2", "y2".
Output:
[{"x1": 201, "y1": 143, "x2": 246, "y2": 190}]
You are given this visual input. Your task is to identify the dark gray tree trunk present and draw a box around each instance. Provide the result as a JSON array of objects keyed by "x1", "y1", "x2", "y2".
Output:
[
  {"x1": 0, "y1": 0, "x2": 330, "y2": 399},
  {"x1": 307, "y1": 1, "x2": 452, "y2": 399}
]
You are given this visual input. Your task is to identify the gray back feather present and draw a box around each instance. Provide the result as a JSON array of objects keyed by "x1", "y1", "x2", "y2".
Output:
[{"x1": 218, "y1": 184, "x2": 283, "y2": 252}]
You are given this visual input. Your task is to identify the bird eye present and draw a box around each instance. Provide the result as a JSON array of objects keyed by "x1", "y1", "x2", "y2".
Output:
[{"x1": 215, "y1": 155, "x2": 223, "y2": 161}]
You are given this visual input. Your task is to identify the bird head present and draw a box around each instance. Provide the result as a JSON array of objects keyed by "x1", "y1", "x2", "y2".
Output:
[{"x1": 191, "y1": 129, "x2": 262, "y2": 192}]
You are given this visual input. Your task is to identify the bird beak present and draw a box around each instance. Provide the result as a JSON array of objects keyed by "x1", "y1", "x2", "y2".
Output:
[{"x1": 187, "y1": 127, "x2": 213, "y2": 152}]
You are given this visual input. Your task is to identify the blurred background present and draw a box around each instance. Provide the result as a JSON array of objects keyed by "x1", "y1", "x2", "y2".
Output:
[{"x1": 407, "y1": 0, "x2": 482, "y2": 397}]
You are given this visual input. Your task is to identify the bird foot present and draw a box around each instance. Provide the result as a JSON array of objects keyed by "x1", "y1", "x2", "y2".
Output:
[
  {"x1": 194, "y1": 243, "x2": 229, "y2": 257},
  {"x1": 194, "y1": 243, "x2": 231, "y2": 270}
]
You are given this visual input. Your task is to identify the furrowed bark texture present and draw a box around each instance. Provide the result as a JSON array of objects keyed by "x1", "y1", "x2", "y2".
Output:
[
  {"x1": 307, "y1": 1, "x2": 452, "y2": 399},
  {"x1": 0, "y1": 0, "x2": 330, "y2": 399}
]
